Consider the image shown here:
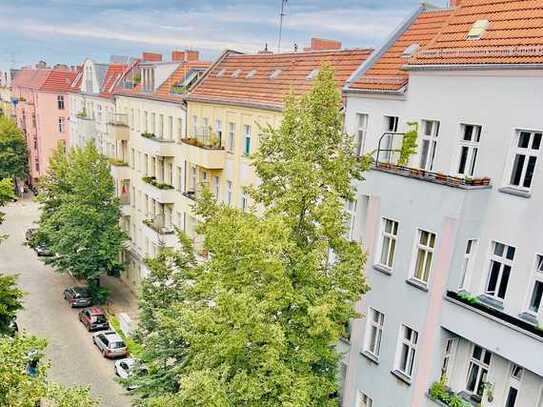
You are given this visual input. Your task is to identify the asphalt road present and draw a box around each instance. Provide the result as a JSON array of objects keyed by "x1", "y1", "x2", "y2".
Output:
[{"x1": 0, "y1": 197, "x2": 133, "y2": 407}]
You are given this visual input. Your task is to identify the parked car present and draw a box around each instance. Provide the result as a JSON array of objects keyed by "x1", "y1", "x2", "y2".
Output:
[
  {"x1": 63, "y1": 287, "x2": 92, "y2": 308},
  {"x1": 78, "y1": 307, "x2": 109, "y2": 332},
  {"x1": 92, "y1": 330, "x2": 128, "y2": 359},
  {"x1": 114, "y1": 358, "x2": 148, "y2": 390},
  {"x1": 34, "y1": 243, "x2": 53, "y2": 256}
]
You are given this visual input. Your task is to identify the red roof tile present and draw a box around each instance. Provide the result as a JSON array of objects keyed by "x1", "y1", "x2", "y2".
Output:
[
  {"x1": 13, "y1": 68, "x2": 77, "y2": 93},
  {"x1": 188, "y1": 48, "x2": 373, "y2": 110},
  {"x1": 99, "y1": 64, "x2": 128, "y2": 98}
]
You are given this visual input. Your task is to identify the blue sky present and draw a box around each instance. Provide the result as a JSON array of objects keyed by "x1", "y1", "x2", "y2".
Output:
[{"x1": 0, "y1": 0, "x2": 448, "y2": 70}]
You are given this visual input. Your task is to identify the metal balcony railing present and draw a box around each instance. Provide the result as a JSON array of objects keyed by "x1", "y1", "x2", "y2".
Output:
[
  {"x1": 183, "y1": 126, "x2": 223, "y2": 150},
  {"x1": 108, "y1": 113, "x2": 128, "y2": 127},
  {"x1": 143, "y1": 214, "x2": 175, "y2": 235}
]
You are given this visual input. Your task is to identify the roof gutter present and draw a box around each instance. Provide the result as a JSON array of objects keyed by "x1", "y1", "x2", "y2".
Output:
[
  {"x1": 343, "y1": 3, "x2": 429, "y2": 91},
  {"x1": 403, "y1": 63, "x2": 543, "y2": 72}
]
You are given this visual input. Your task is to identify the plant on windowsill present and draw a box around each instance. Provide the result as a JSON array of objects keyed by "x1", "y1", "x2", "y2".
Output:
[
  {"x1": 108, "y1": 158, "x2": 128, "y2": 166},
  {"x1": 483, "y1": 381, "x2": 494, "y2": 403},
  {"x1": 397, "y1": 121, "x2": 418, "y2": 166},
  {"x1": 142, "y1": 176, "x2": 174, "y2": 190},
  {"x1": 141, "y1": 131, "x2": 156, "y2": 139},
  {"x1": 76, "y1": 110, "x2": 87, "y2": 119},
  {"x1": 457, "y1": 291, "x2": 480, "y2": 305},
  {"x1": 428, "y1": 376, "x2": 472, "y2": 407}
]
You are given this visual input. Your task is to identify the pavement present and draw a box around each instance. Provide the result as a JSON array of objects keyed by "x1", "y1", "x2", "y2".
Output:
[{"x1": 0, "y1": 196, "x2": 135, "y2": 407}]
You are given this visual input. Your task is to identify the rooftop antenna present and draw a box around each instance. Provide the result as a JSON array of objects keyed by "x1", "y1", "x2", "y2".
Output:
[{"x1": 277, "y1": 0, "x2": 288, "y2": 52}]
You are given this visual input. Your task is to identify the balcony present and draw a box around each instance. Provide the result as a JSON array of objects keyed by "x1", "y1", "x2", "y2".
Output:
[
  {"x1": 109, "y1": 159, "x2": 131, "y2": 180},
  {"x1": 142, "y1": 214, "x2": 177, "y2": 247},
  {"x1": 140, "y1": 176, "x2": 177, "y2": 204},
  {"x1": 181, "y1": 129, "x2": 226, "y2": 169},
  {"x1": 76, "y1": 113, "x2": 96, "y2": 137},
  {"x1": 442, "y1": 290, "x2": 543, "y2": 376},
  {"x1": 140, "y1": 132, "x2": 177, "y2": 157},
  {"x1": 107, "y1": 113, "x2": 129, "y2": 141}
]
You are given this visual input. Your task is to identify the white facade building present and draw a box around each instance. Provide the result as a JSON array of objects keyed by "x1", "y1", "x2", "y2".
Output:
[{"x1": 341, "y1": 2, "x2": 543, "y2": 407}]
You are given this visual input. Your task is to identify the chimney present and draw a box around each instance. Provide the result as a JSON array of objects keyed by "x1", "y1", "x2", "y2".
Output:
[
  {"x1": 258, "y1": 43, "x2": 273, "y2": 54},
  {"x1": 142, "y1": 52, "x2": 162, "y2": 62},
  {"x1": 185, "y1": 50, "x2": 199, "y2": 61},
  {"x1": 171, "y1": 51, "x2": 186, "y2": 62},
  {"x1": 449, "y1": 0, "x2": 461, "y2": 6},
  {"x1": 304, "y1": 37, "x2": 342, "y2": 51}
]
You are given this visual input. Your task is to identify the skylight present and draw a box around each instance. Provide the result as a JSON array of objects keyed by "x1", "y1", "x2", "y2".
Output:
[
  {"x1": 269, "y1": 69, "x2": 281, "y2": 79},
  {"x1": 246, "y1": 69, "x2": 257, "y2": 79},
  {"x1": 402, "y1": 43, "x2": 420, "y2": 58},
  {"x1": 232, "y1": 69, "x2": 241, "y2": 78},
  {"x1": 467, "y1": 20, "x2": 490, "y2": 40},
  {"x1": 306, "y1": 68, "x2": 319, "y2": 80},
  {"x1": 216, "y1": 68, "x2": 226, "y2": 77}
]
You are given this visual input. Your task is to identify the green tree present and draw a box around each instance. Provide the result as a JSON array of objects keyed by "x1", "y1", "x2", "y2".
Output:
[
  {"x1": 0, "y1": 274, "x2": 24, "y2": 336},
  {"x1": 0, "y1": 333, "x2": 98, "y2": 406},
  {"x1": 135, "y1": 64, "x2": 369, "y2": 407},
  {"x1": 0, "y1": 177, "x2": 15, "y2": 243},
  {"x1": 37, "y1": 142, "x2": 126, "y2": 296},
  {"x1": 0, "y1": 116, "x2": 27, "y2": 180}
]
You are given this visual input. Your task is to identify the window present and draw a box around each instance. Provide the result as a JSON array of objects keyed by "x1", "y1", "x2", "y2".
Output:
[
  {"x1": 420, "y1": 120, "x2": 439, "y2": 171},
  {"x1": 505, "y1": 364, "x2": 521, "y2": 407},
  {"x1": 485, "y1": 241, "x2": 515, "y2": 301},
  {"x1": 243, "y1": 125, "x2": 251, "y2": 156},
  {"x1": 215, "y1": 120, "x2": 223, "y2": 145},
  {"x1": 225, "y1": 180, "x2": 232, "y2": 206},
  {"x1": 344, "y1": 200, "x2": 357, "y2": 241},
  {"x1": 459, "y1": 239, "x2": 478, "y2": 289},
  {"x1": 363, "y1": 308, "x2": 384, "y2": 358},
  {"x1": 177, "y1": 166, "x2": 183, "y2": 192},
  {"x1": 395, "y1": 325, "x2": 418, "y2": 377},
  {"x1": 213, "y1": 176, "x2": 220, "y2": 199},
  {"x1": 306, "y1": 68, "x2": 319, "y2": 80},
  {"x1": 58, "y1": 117, "x2": 65, "y2": 133},
  {"x1": 458, "y1": 124, "x2": 482, "y2": 176},
  {"x1": 441, "y1": 338, "x2": 457, "y2": 379},
  {"x1": 528, "y1": 255, "x2": 543, "y2": 314},
  {"x1": 505, "y1": 388, "x2": 518, "y2": 407},
  {"x1": 466, "y1": 345, "x2": 491, "y2": 398},
  {"x1": 412, "y1": 229, "x2": 436, "y2": 284},
  {"x1": 151, "y1": 113, "x2": 156, "y2": 133},
  {"x1": 57, "y1": 95, "x2": 64, "y2": 110},
  {"x1": 382, "y1": 115, "x2": 399, "y2": 163},
  {"x1": 270, "y1": 69, "x2": 281, "y2": 79},
  {"x1": 379, "y1": 218, "x2": 398, "y2": 269},
  {"x1": 192, "y1": 115, "x2": 198, "y2": 137},
  {"x1": 177, "y1": 118, "x2": 183, "y2": 140},
  {"x1": 228, "y1": 122, "x2": 235, "y2": 153},
  {"x1": 356, "y1": 392, "x2": 373, "y2": 407},
  {"x1": 144, "y1": 111, "x2": 148, "y2": 132},
  {"x1": 158, "y1": 114, "x2": 164, "y2": 137},
  {"x1": 355, "y1": 113, "x2": 368, "y2": 156},
  {"x1": 241, "y1": 191, "x2": 248, "y2": 212},
  {"x1": 467, "y1": 19, "x2": 490, "y2": 40},
  {"x1": 508, "y1": 130, "x2": 541, "y2": 190},
  {"x1": 167, "y1": 116, "x2": 173, "y2": 140}
]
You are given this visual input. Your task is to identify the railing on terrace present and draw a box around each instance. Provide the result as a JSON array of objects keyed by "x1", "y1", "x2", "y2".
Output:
[
  {"x1": 143, "y1": 214, "x2": 175, "y2": 235},
  {"x1": 108, "y1": 113, "x2": 128, "y2": 127},
  {"x1": 183, "y1": 126, "x2": 223, "y2": 150},
  {"x1": 182, "y1": 182, "x2": 209, "y2": 201}
]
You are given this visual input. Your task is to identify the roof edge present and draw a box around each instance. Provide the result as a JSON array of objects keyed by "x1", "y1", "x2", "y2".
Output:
[
  {"x1": 403, "y1": 63, "x2": 543, "y2": 72},
  {"x1": 343, "y1": 3, "x2": 432, "y2": 91},
  {"x1": 185, "y1": 95, "x2": 283, "y2": 112}
]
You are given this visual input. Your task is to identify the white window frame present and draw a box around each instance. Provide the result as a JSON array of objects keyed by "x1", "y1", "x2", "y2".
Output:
[
  {"x1": 419, "y1": 120, "x2": 440, "y2": 171},
  {"x1": 457, "y1": 124, "x2": 482, "y2": 177},
  {"x1": 57, "y1": 95, "x2": 64, "y2": 110},
  {"x1": 459, "y1": 239, "x2": 478, "y2": 290},
  {"x1": 241, "y1": 191, "x2": 248, "y2": 212},
  {"x1": 355, "y1": 113, "x2": 368, "y2": 157},
  {"x1": 243, "y1": 125, "x2": 251, "y2": 156},
  {"x1": 441, "y1": 337, "x2": 458, "y2": 379},
  {"x1": 363, "y1": 308, "x2": 384, "y2": 358},
  {"x1": 526, "y1": 254, "x2": 543, "y2": 317},
  {"x1": 58, "y1": 117, "x2": 65, "y2": 133},
  {"x1": 411, "y1": 229, "x2": 436, "y2": 284},
  {"x1": 212, "y1": 176, "x2": 220, "y2": 199},
  {"x1": 377, "y1": 217, "x2": 399, "y2": 270},
  {"x1": 225, "y1": 180, "x2": 232, "y2": 206},
  {"x1": 484, "y1": 241, "x2": 515, "y2": 301},
  {"x1": 465, "y1": 344, "x2": 492, "y2": 398},
  {"x1": 506, "y1": 129, "x2": 542, "y2": 191},
  {"x1": 394, "y1": 324, "x2": 418, "y2": 378},
  {"x1": 356, "y1": 391, "x2": 373, "y2": 407},
  {"x1": 382, "y1": 115, "x2": 399, "y2": 163},
  {"x1": 228, "y1": 122, "x2": 235, "y2": 153}
]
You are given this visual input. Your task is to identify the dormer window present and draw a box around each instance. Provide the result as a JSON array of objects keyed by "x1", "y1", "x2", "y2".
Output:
[
  {"x1": 142, "y1": 67, "x2": 155, "y2": 92},
  {"x1": 246, "y1": 69, "x2": 257, "y2": 79},
  {"x1": 171, "y1": 70, "x2": 202, "y2": 95},
  {"x1": 402, "y1": 43, "x2": 420, "y2": 58},
  {"x1": 216, "y1": 68, "x2": 226, "y2": 77},
  {"x1": 306, "y1": 68, "x2": 319, "y2": 80},
  {"x1": 270, "y1": 69, "x2": 282, "y2": 79},
  {"x1": 232, "y1": 69, "x2": 241, "y2": 78},
  {"x1": 467, "y1": 20, "x2": 490, "y2": 40}
]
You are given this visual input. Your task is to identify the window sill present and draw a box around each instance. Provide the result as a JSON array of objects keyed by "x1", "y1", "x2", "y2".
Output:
[
  {"x1": 518, "y1": 311, "x2": 538, "y2": 326},
  {"x1": 373, "y1": 264, "x2": 392, "y2": 276},
  {"x1": 478, "y1": 294, "x2": 504, "y2": 310},
  {"x1": 405, "y1": 278, "x2": 429, "y2": 292},
  {"x1": 390, "y1": 369, "x2": 412, "y2": 385},
  {"x1": 360, "y1": 350, "x2": 379, "y2": 365},
  {"x1": 498, "y1": 186, "x2": 531, "y2": 198}
]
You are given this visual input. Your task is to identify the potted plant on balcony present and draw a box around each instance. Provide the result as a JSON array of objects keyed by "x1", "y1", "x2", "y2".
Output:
[
  {"x1": 397, "y1": 121, "x2": 418, "y2": 166},
  {"x1": 141, "y1": 131, "x2": 156, "y2": 139}
]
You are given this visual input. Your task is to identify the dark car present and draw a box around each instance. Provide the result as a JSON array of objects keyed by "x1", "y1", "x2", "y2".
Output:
[
  {"x1": 79, "y1": 307, "x2": 109, "y2": 332},
  {"x1": 64, "y1": 287, "x2": 92, "y2": 308},
  {"x1": 34, "y1": 243, "x2": 53, "y2": 256}
]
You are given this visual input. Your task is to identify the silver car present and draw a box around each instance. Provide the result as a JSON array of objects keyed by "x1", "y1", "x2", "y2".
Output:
[{"x1": 92, "y1": 330, "x2": 128, "y2": 359}]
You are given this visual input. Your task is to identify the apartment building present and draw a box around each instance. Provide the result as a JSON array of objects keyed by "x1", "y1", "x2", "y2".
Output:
[
  {"x1": 12, "y1": 65, "x2": 78, "y2": 184},
  {"x1": 111, "y1": 50, "x2": 209, "y2": 289},
  {"x1": 341, "y1": 1, "x2": 543, "y2": 406},
  {"x1": 183, "y1": 38, "x2": 372, "y2": 232},
  {"x1": 0, "y1": 69, "x2": 14, "y2": 118}
]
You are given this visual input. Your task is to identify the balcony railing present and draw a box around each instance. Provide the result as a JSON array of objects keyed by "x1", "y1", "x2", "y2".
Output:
[
  {"x1": 141, "y1": 132, "x2": 174, "y2": 143},
  {"x1": 183, "y1": 126, "x2": 223, "y2": 150},
  {"x1": 182, "y1": 182, "x2": 209, "y2": 201},
  {"x1": 143, "y1": 214, "x2": 175, "y2": 235},
  {"x1": 373, "y1": 162, "x2": 491, "y2": 189},
  {"x1": 108, "y1": 113, "x2": 128, "y2": 127},
  {"x1": 142, "y1": 176, "x2": 174, "y2": 190}
]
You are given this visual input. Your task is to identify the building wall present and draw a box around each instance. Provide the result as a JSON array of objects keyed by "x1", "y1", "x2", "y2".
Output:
[{"x1": 342, "y1": 69, "x2": 543, "y2": 406}]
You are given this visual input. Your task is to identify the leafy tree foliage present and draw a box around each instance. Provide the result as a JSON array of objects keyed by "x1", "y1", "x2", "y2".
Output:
[
  {"x1": 0, "y1": 177, "x2": 15, "y2": 243},
  {"x1": 0, "y1": 273, "x2": 24, "y2": 336},
  {"x1": 134, "y1": 65, "x2": 369, "y2": 407},
  {"x1": 0, "y1": 116, "x2": 27, "y2": 180},
  {"x1": 0, "y1": 333, "x2": 98, "y2": 406},
  {"x1": 37, "y1": 142, "x2": 126, "y2": 289}
]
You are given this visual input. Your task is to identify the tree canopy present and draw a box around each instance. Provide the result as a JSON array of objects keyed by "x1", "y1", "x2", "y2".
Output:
[
  {"x1": 36, "y1": 142, "x2": 126, "y2": 291},
  {"x1": 0, "y1": 116, "x2": 27, "y2": 180},
  {"x1": 0, "y1": 273, "x2": 24, "y2": 335},
  {"x1": 132, "y1": 64, "x2": 369, "y2": 407}
]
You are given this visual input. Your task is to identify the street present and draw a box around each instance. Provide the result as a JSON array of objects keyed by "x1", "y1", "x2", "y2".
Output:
[{"x1": 0, "y1": 197, "x2": 133, "y2": 407}]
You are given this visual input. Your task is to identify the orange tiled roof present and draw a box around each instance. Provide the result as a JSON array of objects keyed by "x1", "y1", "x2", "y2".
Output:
[
  {"x1": 408, "y1": 0, "x2": 543, "y2": 66},
  {"x1": 188, "y1": 48, "x2": 373, "y2": 110},
  {"x1": 348, "y1": 8, "x2": 453, "y2": 92},
  {"x1": 12, "y1": 68, "x2": 77, "y2": 93},
  {"x1": 99, "y1": 64, "x2": 127, "y2": 97}
]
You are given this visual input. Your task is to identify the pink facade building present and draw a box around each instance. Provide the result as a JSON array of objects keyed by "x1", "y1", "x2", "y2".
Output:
[{"x1": 12, "y1": 67, "x2": 78, "y2": 184}]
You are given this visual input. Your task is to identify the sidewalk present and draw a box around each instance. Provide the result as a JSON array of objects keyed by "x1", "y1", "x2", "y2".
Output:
[{"x1": 101, "y1": 274, "x2": 139, "y2": 322}]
